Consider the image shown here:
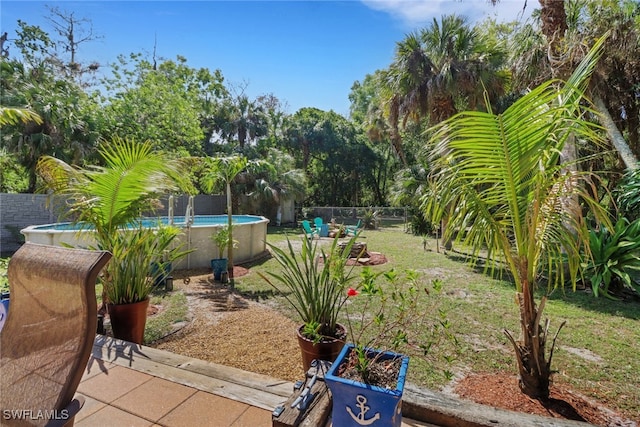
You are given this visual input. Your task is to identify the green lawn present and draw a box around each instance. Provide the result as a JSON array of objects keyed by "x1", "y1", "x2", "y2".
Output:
[
  {"x1": 3, "y1": 224, "x2": 638, "y2": 420},
  {"x1": 235, "y1": 223, "x2": 640, "y2": 421}
]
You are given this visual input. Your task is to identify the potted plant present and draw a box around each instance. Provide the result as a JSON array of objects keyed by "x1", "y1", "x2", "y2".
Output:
[
  {"x1": 259, "y1": 234, "x2": 362, "y2": 371},
  {"x1": 103, "y1": 224, "x2": 192, "y2": 343},
  {"x1": 210, "y1": 225, "x2": 237, "y2": 282},
  {"x1": 37, "y1": 137, "x2": 193, "y2": 344},
  {"x1": 325, "y1": 269, "x2": 454, "y2": 427}
]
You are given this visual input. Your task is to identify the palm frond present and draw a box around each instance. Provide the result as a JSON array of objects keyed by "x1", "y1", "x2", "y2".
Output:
[{"x1": 424, "y1": 35, "x2": 611, "y2": 292}]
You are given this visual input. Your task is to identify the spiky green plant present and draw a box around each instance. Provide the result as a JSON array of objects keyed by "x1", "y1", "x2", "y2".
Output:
[{"x1": 259, "y1": 234, "x2": 360, "y2": 340}]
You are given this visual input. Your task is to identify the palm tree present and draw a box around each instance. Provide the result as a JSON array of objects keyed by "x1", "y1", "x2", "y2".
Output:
[
  {"x1": 422, "y1": 38, "x2": 610, "y2": 398},
  {"x1": 0, "y1": 106, "x2": 42, "y2": 126},
  {"x1": 36, "y1": 137, "x2": 192, "y2": 324},
  {"x1": 37, "y1": 137, "x2": 188, "y2": 238},
  {"x1": 217, "y1": 94, "x2": 267, "y2": 148},
  {"x1": 251, "y1": 148, "x2": 307, "y2": 223},
  {"x1": 510, "y1": 1, "x2": 639, "y2": 169},
  {"x1": 200, "y1": 155, "x2": 273, "y2": 285},
  {"x1": 382, "y1": 14, "x2": 509, "y2": 164}
]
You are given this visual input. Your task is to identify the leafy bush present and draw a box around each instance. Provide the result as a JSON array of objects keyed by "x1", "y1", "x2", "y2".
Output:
[
  {"x1": 0, "y1": 258, "x2": 9, "y2": 294},
  {"x1": 408, "y1": 209, "x2": 434, "y2": 236},
  {"x1": 582, "y1": 218, "x2": 640, "y2": 298},
  {"x1": 615, "y1": 167, "x2": 640, "y2": 222},
  {"x1": 362, "y1": 208, "x2": 380, "y2": 230}
]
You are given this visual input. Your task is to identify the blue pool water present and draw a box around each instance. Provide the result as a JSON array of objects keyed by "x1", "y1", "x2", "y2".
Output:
[{"x1": 31, "y1": 215, "x2": 263, "y2": 231}]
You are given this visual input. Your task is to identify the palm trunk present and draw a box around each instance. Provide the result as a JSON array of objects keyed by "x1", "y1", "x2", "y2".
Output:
[
  {"x1": 593, "y1": 94, "x2": 639, "y2": 170},
  {"x1": 226, "y1": 181, "x2": 234, "y2": 288},
  {"x1": 504, "y1": 278, "x2": 565, "y2": 399}
]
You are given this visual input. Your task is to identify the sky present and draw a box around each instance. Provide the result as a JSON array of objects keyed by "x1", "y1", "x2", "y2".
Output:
[{"x1": 1, "y1": 1, "x2": 534, "y2": 116}]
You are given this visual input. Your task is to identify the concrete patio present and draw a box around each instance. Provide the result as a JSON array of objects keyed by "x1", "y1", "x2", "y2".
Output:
[
  {"x1": 77, "y1": 335, "x2": 594, "y2": 427},
  {"x1": 76, "y1": 335, "x2": 437, "y2": 426}
]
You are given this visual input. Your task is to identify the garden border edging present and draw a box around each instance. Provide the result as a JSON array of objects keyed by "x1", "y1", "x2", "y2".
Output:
[{"x1": 403, "y1": 383, "x2": 595, "y2": 427}]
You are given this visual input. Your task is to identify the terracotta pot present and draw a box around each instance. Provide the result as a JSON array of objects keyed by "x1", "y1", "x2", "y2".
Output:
[
  {"x1": 108, "y1": 298, "x2": 149, "y2": 345},
  {"x1": 296, "y1": 323, "x2": 346, "y2": 371}
]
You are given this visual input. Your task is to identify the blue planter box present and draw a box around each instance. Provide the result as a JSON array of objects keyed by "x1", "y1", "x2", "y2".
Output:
[
  {"x1": 210, "y1": 258, "x2": 228, "y2": 281},
  {"x1": 150, "y1": 262, "x2": 172, "y2": 288},
  {"x1": 325, "y1": 343, "x2": 409, "y2": 427}
]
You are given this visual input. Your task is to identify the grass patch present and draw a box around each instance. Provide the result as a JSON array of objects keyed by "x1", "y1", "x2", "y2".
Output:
[
  {"x1": 235, "y1": 224, "x2": 640, "y2": 420},
  {"x1": 144, "y1": 290, "x2": 189, "y2": 343}
]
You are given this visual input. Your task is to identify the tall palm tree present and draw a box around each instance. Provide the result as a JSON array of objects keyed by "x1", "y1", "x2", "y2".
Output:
[
  {"x1": 382, "y1": 14, "x2": 509, "y2": 164},
  {"x1": 217, "y1": 95, "x2": 267, "y2": 148},
  {"x1": 510, "y1": 1, "x2": 639, "y2": 169},
  {"x1": 200, "y1": 155, "x2": 273, "y2": 285},
  {"x1": 422, "y1": 38, "x2": 610, "y2": 398}
]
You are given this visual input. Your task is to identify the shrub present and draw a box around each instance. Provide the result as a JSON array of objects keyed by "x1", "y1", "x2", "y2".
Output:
[{"x1": 582, "y1": 218, "x2": 640, "y2": 298}]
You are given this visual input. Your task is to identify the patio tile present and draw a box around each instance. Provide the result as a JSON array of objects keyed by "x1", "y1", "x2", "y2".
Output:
[
  {"x1": 74, "y1": 394, "x2": 107, "y2": 422},
  {"x1": 111, "y1": 376, "x2": 197, "y2": 422},
  {"x1": 77, "y1": 365, "x2": 153, "y2": 403},
  {"x1": 75, "y1": 405, "x2": 154, "y2": 427},
  {"x1": 231, "y1": 405, "x2": 271, "y2": 427},
  {"x1": 158, "y1": 391, "x2": 248, "y2": 427},
  {"x1": 82, "y1": 356, "x2": 117, "y2": 381}
]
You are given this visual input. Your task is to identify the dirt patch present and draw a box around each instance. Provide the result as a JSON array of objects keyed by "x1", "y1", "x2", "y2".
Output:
[{"x1": 151, "y1": 268, "x2": 304, "y2": 381}]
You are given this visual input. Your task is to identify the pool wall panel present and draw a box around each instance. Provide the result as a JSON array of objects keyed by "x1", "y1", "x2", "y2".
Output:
[{"x1": 21, "y1": 216, "x2": 269, "y2": 270}]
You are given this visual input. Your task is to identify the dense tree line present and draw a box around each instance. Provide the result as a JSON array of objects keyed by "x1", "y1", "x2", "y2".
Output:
[{"x1": 1, "y1": 1, "x2": 638, "y2": 223}]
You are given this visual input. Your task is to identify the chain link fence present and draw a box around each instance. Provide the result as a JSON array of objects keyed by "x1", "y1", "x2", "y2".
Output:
[{"x1": 297, "y1": 206, "x2": 409, "y2": 231}]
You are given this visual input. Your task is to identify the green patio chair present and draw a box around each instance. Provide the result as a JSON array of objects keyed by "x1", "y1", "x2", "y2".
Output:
[
  {"x1": 301, "y1": 220, "x2": 319, "y2": 239},
  {"x1": 345, "y1": 220, "x2": 362, "y2": 236}
]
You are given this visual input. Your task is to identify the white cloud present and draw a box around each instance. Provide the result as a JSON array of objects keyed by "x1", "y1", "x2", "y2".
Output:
[{"x1": 361, "y1": 0, "x2": 533, "y2": 29}]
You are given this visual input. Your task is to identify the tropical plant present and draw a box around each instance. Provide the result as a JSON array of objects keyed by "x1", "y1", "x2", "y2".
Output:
[
  {"x1": 615, "y1": 167, "x2": 640, "y2": 221},
  {"x1": 382, "y1": 14, "x2": 508, "y2": 164},
  {"x1": 248, "y1": 148, "x2": 306, "y2": 222},
  {"x1": 36, "y1": 137, "x2": 193, "y2": 304},
  {"x1": 102, "y1": 224, "x2": 191, "y2": 304},
  {"x1": 510, "y1": 1, "x2": 639, "y2": 170},
  {"x1": 200, "y1": 154, "x2": 272, "y2": 285},
  {"x1": 0, "y1": 106, "x2": 42, "y2": 127},
  {"x1": 582, "y1": 218, "x2": 640, "y2": 299},
  {"x1": 210, "y1": 225, "x2": 237, "y2": 259},
  {"x1": 422, "y1": 38, "x2": 610, "y2": 398},
  {"x1": 215, "y1": 92, "x2": 267, "y2": 148},
  {"x1": 342, "y1": 269, "x2": 454, "y2": 386},
  {"x1": 258, "y1": 234, "x2": 360, "y2": 341},
  {"x1": 361, "y1": 208, "x2": 380, "y2": 230}
]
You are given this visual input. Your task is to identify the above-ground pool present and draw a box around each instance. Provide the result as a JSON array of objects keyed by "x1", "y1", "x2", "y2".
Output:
[{"x1": 21, "y1": 215, "x2": 270, "y2": 270}]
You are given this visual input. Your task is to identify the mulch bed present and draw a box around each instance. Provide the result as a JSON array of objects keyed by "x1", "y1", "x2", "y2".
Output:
[{"x1": 346, "y1": 252, "x2": 388, "y2": 266}]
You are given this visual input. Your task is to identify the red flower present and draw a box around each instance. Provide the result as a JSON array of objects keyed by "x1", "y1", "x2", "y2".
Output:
[{"x1": 347, "y1": 288, "x2": 359, "y2": 297}]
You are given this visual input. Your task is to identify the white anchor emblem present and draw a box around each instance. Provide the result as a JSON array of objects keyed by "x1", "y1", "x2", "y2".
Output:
[{"x1": 345, "y1": 394, "x2": 381, "y2": 425}]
